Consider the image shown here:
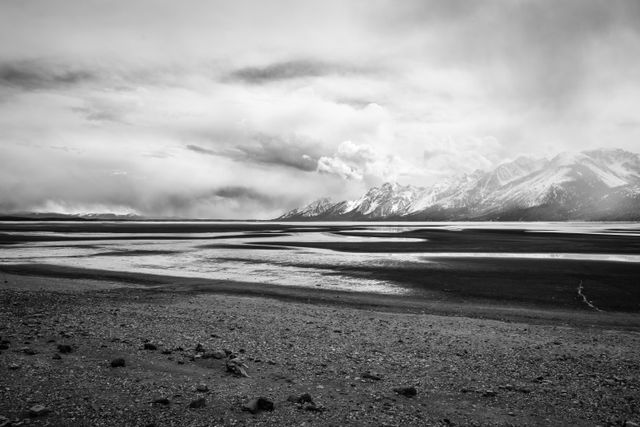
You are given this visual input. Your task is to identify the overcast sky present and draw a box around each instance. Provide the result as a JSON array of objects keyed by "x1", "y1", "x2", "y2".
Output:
[{"x1": 1, "y1": 0, "x2": 639, "y2": 218}]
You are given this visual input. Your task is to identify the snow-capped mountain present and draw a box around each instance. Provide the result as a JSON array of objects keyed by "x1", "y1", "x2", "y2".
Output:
[{"x1": 278, "y1": 148, "x2": 640, "y2": 221}]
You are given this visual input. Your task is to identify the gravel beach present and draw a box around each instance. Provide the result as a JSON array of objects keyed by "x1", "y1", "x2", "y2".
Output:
[{"x1": 1, "y1": 270, "x2": 639, "y2": 426}]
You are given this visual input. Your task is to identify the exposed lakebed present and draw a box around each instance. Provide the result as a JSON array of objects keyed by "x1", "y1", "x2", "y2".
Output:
[{"x1": 1, "y1": 221, "x2": 640, "y2": 312}]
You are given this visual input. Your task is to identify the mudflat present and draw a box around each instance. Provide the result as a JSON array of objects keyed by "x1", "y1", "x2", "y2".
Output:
[{"x1": 1, "y1": 268, "x2": 639, "y2": 426}]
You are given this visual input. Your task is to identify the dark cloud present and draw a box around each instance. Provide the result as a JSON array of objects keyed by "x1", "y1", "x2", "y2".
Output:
[
  {"x1": 0, "y1": 60, "x2": 95, "y2": 90},
  {"x1": 143, "y1": 185, "x2": 287, "y2": 218},
  {"x1": 212, "y1": 186, "x2": 278, "y2": 207},
  {"x1": 226, "y1": 59, "x2": 353, "y2": 84},
  {"x1": 72, "y1": 106, "x2": 126, "y2": 123},
  {"x1": 187, "y1": 134, "x2": 322, "y2": 172},
  {"x1": 186, "y1": 144, "x2": 215, "y2": 155}
]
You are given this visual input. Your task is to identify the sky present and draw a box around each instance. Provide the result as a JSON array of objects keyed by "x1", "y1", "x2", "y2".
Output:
[{"x1": 1, "y1": 0, "x2": 639, "y2": 218}]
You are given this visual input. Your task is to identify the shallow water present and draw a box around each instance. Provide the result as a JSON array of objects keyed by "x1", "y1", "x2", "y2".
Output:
[{"x1": 1, "y1": 221, "x2": 639, "y2": 295}]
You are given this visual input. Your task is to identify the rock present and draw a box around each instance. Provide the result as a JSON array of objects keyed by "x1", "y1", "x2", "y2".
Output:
[
  {"x1": 152, "y1": 397, "x2": 170, "y2": 405},
  {"x1": 52, "y1": 353, "x2": 62, "y2": 360},
  {"x1": 303, "y1": 402, "x2": 325, "y2": 412},
  {"x1": 57, "y1": 344, "x2": 73, "y2": 354},
  {"x1": 9, "y1": 363, "x2": 21, "y2": 370},
  {"x1": 110, "y1": 358, "x2": 126, "y2": 368},
  {"x1": 226, "y1": 357, "x2": 250, "y2": 377},
  {"x1": 0, "y1": 343, "x2": 8, "y2": 350},
  {"x1": 143, "y1": 343, "x2": 157, "y2": 351},
  {"x1": 287, "y1": 393, "x2": 314, "y2": 404},
  {"x1": 195, "y1": 343, "x2": 205, "y2": 353},
  {"x1": 393, "y1": 386, "x2": 417, "y2": 397},
  {"x1": 362, "y1": 372, "x2": 382, "y2": 381},
  {"x1": 624, "y1": 421, "x2": 640, "y2": 427},
  {"x1": 22, "y1": 347, "x2": 37, "y2": 355},
  {"x1": 196, "y1": 384, "x2": 209, "y2": 392},
  {"x1": 161, "y1": 349, "x2": 172, "y2": 355},
  {"x1": 189, "y1": 398, "x2": 206, "y2": 409},
  {"x1": 242, "y1": 397, "x2": 274, "y2": 414},
  {"x1": 483, "y1": 390, "x2": 497, "y2": 397},
  {"x1": 28, "y1": 405, "x2": 50, "y2": 417},
  {"x1": 208, "y1": 349, "x2": 227, "y2": 359}
]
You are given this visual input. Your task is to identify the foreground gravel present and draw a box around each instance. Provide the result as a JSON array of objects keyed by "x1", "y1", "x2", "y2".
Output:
[{"x1": 1, "y1": 275, "x2": 639, "y2": 426}]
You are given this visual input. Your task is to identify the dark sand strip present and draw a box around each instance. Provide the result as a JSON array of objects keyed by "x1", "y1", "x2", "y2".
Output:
[{"x1": 1, "y1": 263, "x2": 639, "y2": 331}]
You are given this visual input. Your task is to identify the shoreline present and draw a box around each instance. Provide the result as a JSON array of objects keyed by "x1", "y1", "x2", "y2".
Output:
[{"x1": 2, "y1": 263, "x2": 640, "y2": 331}]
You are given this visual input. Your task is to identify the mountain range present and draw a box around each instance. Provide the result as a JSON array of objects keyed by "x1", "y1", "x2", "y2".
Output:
[{"x1": 279, "y1": 148, "x2": 640, "y2": 221}]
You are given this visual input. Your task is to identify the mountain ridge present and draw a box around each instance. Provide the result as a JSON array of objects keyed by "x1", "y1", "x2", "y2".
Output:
[{"x1": 279, "y1": 148, "x2": 640, "y2": 221}]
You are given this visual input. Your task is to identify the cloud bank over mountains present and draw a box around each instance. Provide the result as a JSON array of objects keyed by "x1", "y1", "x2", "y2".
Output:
[{"x1": 1, "y1": 0, "x2": 639, "y2": 218}]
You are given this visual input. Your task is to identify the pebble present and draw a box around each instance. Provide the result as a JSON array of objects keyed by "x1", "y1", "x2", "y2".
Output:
[
  {"x1": 226, "y1": 358, "x2": 250, "y2": 377},
  {"x1": 242, "y1": 397, "x2": 274, "y2": 414},
  {"x1": 362, "y1": 372, "x2": 382, "y2": 381},
  {"x1": 57, "y1": 344, "x2": 73, "y2": 354},
  {"x1": 110, "y1": 358, "x2": 126, "y2": 368},
  {"x1": 287, "y1": 393, "x2": 314, "y2": 404},
  {"x1": 303, "y1": 402, "x2": 325, "y2": 412},
  {"x1": 189, "y1": 398, "x2": 206, "y2": 409},
  {"x1": 393, "y1": 386, "x2": 417, "y2": 397},
  {"x1": 196, "y1": 384, "x2": 209, "y2": 392},
  {"x1": 208, "y1": 349, "x2": 227, "y2": 359},
  {"x1": 22, "y1": 348, "x2": 37, "y2": 355},
  {"x1": 28, "y1": 405, "x2": 50, "y2": 417}
]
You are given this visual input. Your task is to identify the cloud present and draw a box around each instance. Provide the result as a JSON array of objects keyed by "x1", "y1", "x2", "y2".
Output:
[
  {"x1": 187, "y1": 133, "x2": 323, "y2": 172},
  {"x1": 212, "y1": 186, "x2": 278, "y2": 207},
  {"x1": 0, "y1": 60, "x2": 95, "y2": 90},
  {"x1": 371, "y1": 0, "x2": 640, "y2": 110},
  {"x1": 1, "y1": 0, "x2": 639, "y2": 217},
  {"x1": 226, "y1": 59, "x2": 335, "y2": 84},
  {"x1": 317, "y1": 140, "x2": 420, "y2": 185},
  {"x1": 186, "y1": 144, "x2": 215, "y2": 156},
  {"x1": 317, "y1": 156, "x2": 363, "y2": 180}
]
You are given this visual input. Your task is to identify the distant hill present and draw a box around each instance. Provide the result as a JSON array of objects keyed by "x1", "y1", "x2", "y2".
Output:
[
  {"x1": 279, "y1": 148, "x2": 640, "y2": 221},
  {"x1": 0, "y1": 212, "x2": 144, "y2": 221}
]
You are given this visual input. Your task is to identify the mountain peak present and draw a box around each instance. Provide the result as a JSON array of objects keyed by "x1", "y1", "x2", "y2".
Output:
[{"x1": 278, "y1": 148, "x2": 640, "y2": 221}]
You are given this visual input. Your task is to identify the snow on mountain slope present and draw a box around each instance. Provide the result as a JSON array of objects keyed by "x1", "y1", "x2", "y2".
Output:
[
  {"x1": 348, "y1": 182, "x2": 421, "y2": 217},
  {"x1": 279, "y1": 148, "x2": 640, "y2": 220},
  {"x1": 481, "y1": 148, "x2": 640, "y2": 209},
  {"x1": 279, "y1": 197, "x2": 336, "y2": 218}
]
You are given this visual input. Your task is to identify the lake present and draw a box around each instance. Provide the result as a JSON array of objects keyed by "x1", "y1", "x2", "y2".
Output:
[{"x1": 1, "y1": 221, "x2": 640, "y2": 312}]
